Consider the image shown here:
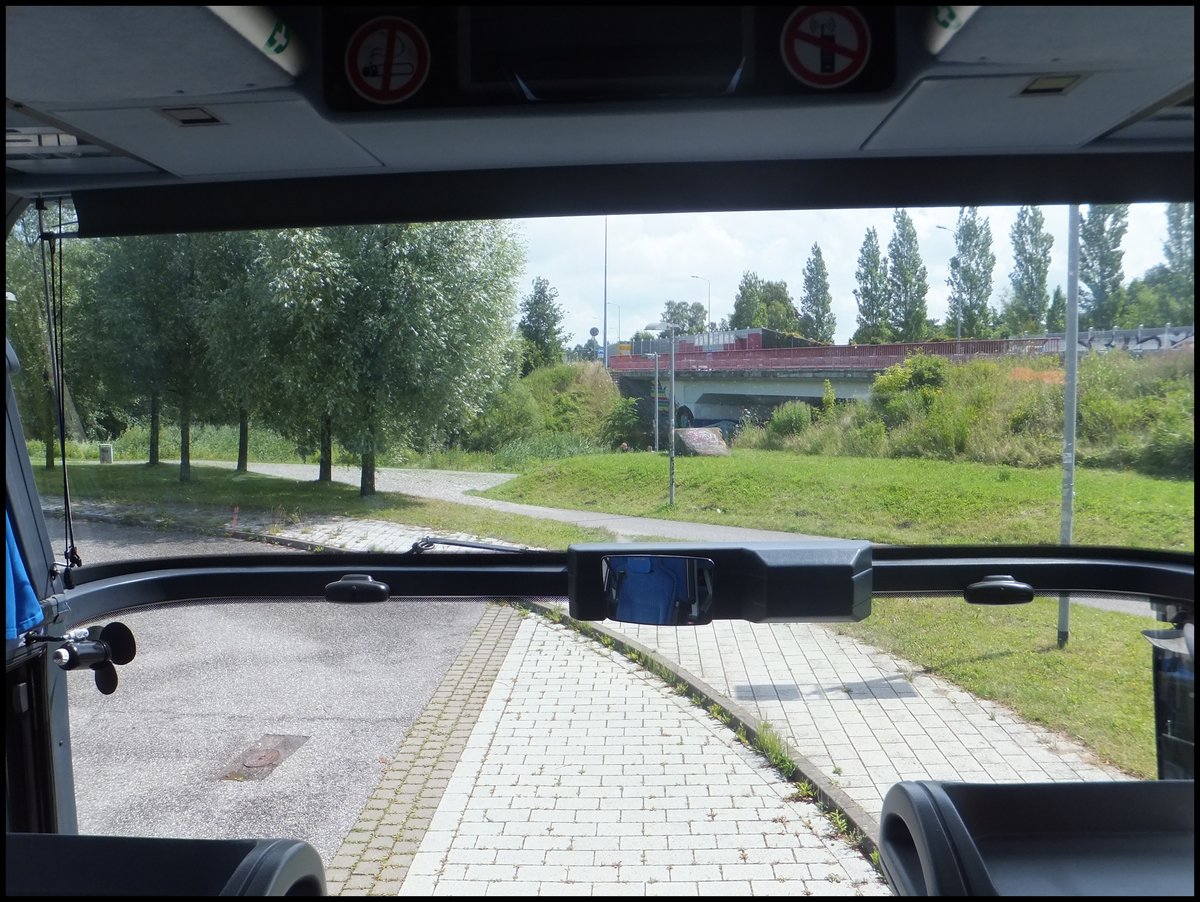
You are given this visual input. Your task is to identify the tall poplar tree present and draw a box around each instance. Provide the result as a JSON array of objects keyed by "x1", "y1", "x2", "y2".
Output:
[
  {"x1": 946, "y1": 206, "x2": 995, "y2": 339},
  {"x1": 1079, "y1": 204, "x2": 1129, "y2": 329},
  {"x1": 852, "y1": 227, "x2": 889, "y2": 344},
  {"x1": 798, "y1": 243, "x2": 836, "y2": 343},
  {"x1": 1005, "y1": 205, "x2": 1054, "y2": 334},
  {"x1": 886, "y1": 210, "x2": 929, "y2": 342}
]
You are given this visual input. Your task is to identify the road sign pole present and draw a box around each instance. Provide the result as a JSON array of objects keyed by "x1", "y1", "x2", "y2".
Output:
[{"x1": 1058, "y1": 204, "x2": 1081, "y2": 649}]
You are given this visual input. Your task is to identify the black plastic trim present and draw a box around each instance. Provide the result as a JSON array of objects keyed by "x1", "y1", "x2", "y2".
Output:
[
  {"x1": 43, "y1": 544, "x2": 1193, "y2": 630},
  {"x1": 66, "y1": 153, "x2": 1195, "y2": 238}
]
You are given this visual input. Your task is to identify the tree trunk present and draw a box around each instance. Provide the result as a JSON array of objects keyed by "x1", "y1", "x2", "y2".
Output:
[
  {"x1": 179, "y1": 407, "x2": 191, "y2": 483},
  {"x1": 319, "y1": 415, "x2": 333, "y2": 483},
  {"x1": 237, "y1": 406, "x2": 249, "y2": 473},
  {"x1": 149, "y1": 392, "x2": 161, "y2": 466},
  {"x1": 360, "y1": 449, "x2": 376, "y2": 496}
]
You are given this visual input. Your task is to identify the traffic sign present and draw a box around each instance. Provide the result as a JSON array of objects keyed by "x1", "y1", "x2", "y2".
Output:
[
  {"x1": 780, "y1": 6, "x2": 871, "y2": 89},
  {"x1": 345, "y1": 16, "x2": 430, "y2": 104}
]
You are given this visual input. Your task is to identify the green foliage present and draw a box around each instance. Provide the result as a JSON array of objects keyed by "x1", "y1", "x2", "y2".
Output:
[
  {"x1": 660, "y1": 299, "x2": 708, "y2": 335},
  {"x1": 766, "y1": 400, "x2": 812, "y2": 441},
  {"x1": 1005, "y1": 205, "x2": 1054, "y2": 333},
  {"x1": 946, "y1": 206, "x2": 996, "y2": 339},
  {"x1": 821, "y1": 379, "x2": 837, "y2": 417},
  {"x1": 872, "y1": 352, "x2": 948, "y2": 428},
  {"x1": 522, "y1": 361, "x2": 620, "y2": 441},
  {"x1": 798, "y1": 243, "x2": 836, "y2": 343},
  {"x1": 518, "y1": 276, "x2": 568, "y2": 375},
  {"x1": 1046, "y1": 286, "x2": 1067, "y2": 333},
  {"x1": 1145, "y1": 393, "x2": 1194, "y2": 476},
  {"x1": 601, "y1": 396, "x2": 645, "y2": 448},
  {"x1": 1079, "y1": 204, "x2": 1130, "y2": 329},
  {"x1": 492, "y1": 433, "x2": 606, "y2": 471},
  {"x1": 730, "y1": 271, "x2": 798, "y2": 332},
  {"x1": 464, "y1": 378, "x2": 545, "y2": 452},
  {"x1": 886, "y1": 209, "x2": 929, "y2": 342},
  {"x1": 853, "y1": 227, "x2": 891, "y2": 344}
]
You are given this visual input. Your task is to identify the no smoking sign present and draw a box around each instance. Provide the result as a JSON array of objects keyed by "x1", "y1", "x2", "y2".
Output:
[
  {"x1": 780, "y1": 6, "x2": 871, "y2": 89},
  {"x1": 345, "y1": 17, "x2": 430, "y2": 104}
]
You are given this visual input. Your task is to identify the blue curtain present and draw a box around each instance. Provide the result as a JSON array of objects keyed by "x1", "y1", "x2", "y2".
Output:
[{"x1": 6, "y1": 508, "x2": 44, "y2": 639}]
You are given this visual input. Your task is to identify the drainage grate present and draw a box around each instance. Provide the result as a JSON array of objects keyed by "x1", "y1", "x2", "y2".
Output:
[{"x1": 221, "y1": 734, "x2": 308, "y2": 781}]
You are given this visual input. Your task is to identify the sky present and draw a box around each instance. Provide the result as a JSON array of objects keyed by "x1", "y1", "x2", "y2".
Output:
[{"x1": 512, "y1": 204, "x2": 1174, "y2": 348}]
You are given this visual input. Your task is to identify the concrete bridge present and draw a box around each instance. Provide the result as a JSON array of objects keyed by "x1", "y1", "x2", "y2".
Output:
[{"x1": 608, "y1": 325, "x2": 1194, "y2": 428}]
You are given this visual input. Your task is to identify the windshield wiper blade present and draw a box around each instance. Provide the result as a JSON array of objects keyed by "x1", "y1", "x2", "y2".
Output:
[{"x1": 409, "y1": 536, "x2": 525, "y2": 554}]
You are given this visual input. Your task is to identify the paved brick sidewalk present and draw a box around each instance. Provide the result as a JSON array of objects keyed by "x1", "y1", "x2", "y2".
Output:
[{"x1": 388, "y1": 610, "x2": 888, "y2": 896}]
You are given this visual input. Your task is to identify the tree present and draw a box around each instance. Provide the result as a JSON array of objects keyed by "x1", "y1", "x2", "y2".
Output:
[
  {"x1": 886, "y1": 210, "x2": 929, "y2": 342},
  {"x1": 729, "y1": 271, "x2": 799, "y2": 332},
  {"x1": 83, "y1": 233, "x2": 217, "y2": 481},
  {"x1": 328, "y1": 221, "x2": 523, "y2": 495},
  {"x1": 946, "y1": 207, "x2": 995, "y2": 339},
  {"x1": 518, "y1": 276, "x2": 568, "y2": 375},
  {"x1": 798, "y1": 243, "x2": 835, "y2": 343},
  {"x1": 852, "y1": 228, "x2": 890, "y2": 344},
  {"x1": 257, "y1": 227, "x2": 353, "y2": 483},
  {"x1": 659, "y1": 299, "x2": 707, "y2": 335},
  {"x1": 1162, "y1": 201, "x2": 1194, "y2": 313},
  {"x1": 1006, "y1": 205, "x2": 1054, "y2": 334},
  {"x1": 1046, "y1": 286, "x2": 1067, "y2": 333},
  {"x1": 1079, "y1": 204, "x2": 1129, "y2": 329},
  {"x1": 193, "y1": 230, "x2": 271, "y2": 473}
]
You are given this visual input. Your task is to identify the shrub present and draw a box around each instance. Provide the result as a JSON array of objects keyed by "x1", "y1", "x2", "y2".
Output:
[
  {"x1": 523, "y1": 361, "x2": 620, "y2": 441},
  {"x1": 1142, "y1": 393, "x2": 1194, "y2": 477},
  {"x1": 601, "y1": 396, "x2": 645, "y2": 448},
  {"x1": 464, "y1": 379, "x2": 545, "y2": 451},
  {"x1": 766, "y1": 399, "x2": 813, "y2": 440}
]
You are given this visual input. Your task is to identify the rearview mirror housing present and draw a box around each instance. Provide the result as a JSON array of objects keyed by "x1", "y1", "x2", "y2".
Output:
[{"x1": 568, "y1": 542, "x2": 872, "y2": 624}]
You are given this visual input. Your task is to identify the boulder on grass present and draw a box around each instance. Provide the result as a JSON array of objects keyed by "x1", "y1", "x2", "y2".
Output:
[{"x1": 674, "y1": 426, "x2": 729, "y2": 456}]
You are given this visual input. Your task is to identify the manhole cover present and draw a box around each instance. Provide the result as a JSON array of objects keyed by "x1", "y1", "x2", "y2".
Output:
[{"x1": 221, "y1": 734, "x2": 308, "y2": 781}]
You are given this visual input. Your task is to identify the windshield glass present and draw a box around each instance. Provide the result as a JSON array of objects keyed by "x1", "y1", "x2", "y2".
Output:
[{"x1": 7, "y1": 203, "x2": 1193, "y2": 560}]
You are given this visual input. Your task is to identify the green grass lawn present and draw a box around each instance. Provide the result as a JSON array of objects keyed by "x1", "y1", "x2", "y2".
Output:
[
  {"x1": 481, "y1": 449, "x2": 1194, "y2": 550},
  {"x1": 832, "y1": 596, "x2": 1166, "y2": 779},
  {"x1": 34, "y1": 462, "x2": 615, "y2": 550}
]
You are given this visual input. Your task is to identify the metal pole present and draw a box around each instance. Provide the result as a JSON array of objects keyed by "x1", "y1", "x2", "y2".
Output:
[
  {"x1": 692, "y1": 274, "x2": 711, "y2": 331},
  {"x1": 1058, "y1": 204, "x2": 1081, "y2": 649},
  {"x1": 602, "y1": 216, "x2": 608, "y2": 367},
  {"x1": 669, "y1": 332, "x2": 676, "y2": 505},
  {"x1": 652, "y1": 354, "x2": 660, "y2": 452}
]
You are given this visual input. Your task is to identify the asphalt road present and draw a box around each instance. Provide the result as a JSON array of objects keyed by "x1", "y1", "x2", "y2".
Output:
[{"x1": 58, "y1": 518, "x2": 489, "y2": 864}]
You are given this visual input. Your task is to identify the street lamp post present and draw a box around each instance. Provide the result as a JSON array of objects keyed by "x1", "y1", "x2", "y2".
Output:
[
  {"x1": 646, "y1": 352, "x2": 660, "y2": 452},
  {"x1": 691, "y1": 275, "x2": 711, "y2": 331},
  {"x1": 645, "y1": 321, "x2": 680, "y2": 504}
]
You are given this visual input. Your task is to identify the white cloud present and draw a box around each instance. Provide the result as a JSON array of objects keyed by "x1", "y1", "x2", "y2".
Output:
[{"x1": 515, "y1": 204, "x2": 1173, "y2": 346}]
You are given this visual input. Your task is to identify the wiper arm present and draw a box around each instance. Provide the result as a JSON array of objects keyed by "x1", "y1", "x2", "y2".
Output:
[{"x1": 408, "y1": 536, "x2": 526, "y2": 554}]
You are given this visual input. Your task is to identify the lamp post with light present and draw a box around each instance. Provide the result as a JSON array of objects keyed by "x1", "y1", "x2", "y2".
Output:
[
  {"x1": 646, "y1": 352, "x2": 660, "y2": 452},
  {"x1": 644, "y1": 320, "x2": 680, "y2": 504},
  {"x1": 691, "y1": 274, "x2": 711, "y2": 331}
]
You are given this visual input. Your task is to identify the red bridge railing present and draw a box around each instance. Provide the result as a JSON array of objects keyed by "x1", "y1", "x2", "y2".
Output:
[{"x1": 607, "y1": 337, "x2": 1063, "y2": 373}]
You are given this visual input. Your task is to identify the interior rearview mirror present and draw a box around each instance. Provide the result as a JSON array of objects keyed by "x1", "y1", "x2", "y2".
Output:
[{"x1": 602, "y1": 555, "x2": 715, "y2": 626}]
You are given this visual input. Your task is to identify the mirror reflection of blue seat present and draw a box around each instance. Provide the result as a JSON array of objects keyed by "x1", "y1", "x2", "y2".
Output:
[
  {"x1": 614, "y1": 556, "x2": 681, "y2": 628},
  {"x1": 603, "y1": 555, "x2": 716, "y2": 626},
  {"x1": 612, "y1": 557, "x2": 678, "y2": 625}
]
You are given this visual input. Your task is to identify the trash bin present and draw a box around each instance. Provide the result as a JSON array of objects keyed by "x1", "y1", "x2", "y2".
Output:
[{"x1": 99, "y1": 443, "x2": 114, "y2": 463}]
